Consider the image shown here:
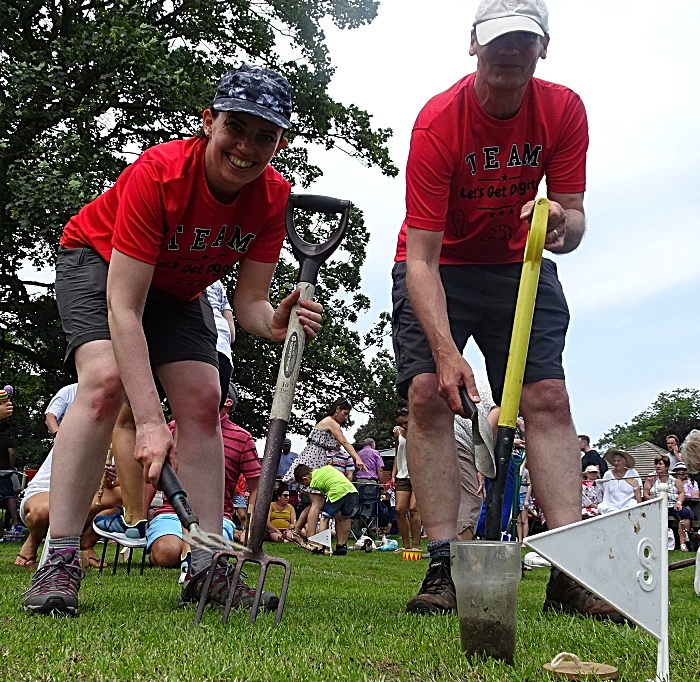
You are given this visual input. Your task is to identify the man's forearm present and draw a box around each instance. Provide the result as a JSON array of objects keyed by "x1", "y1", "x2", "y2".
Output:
[{"x1": 561, "y1": 208, "x2": 585, "y2": 253}]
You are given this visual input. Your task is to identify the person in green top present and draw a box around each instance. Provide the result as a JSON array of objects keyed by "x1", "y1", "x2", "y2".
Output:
[{"x1": 294, "y1": 464, "x2": 359, "y2": 555}]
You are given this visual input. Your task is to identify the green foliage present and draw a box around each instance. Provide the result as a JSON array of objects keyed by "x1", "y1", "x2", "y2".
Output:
[
  {"x1": 0, "y1": 0, "x2": 398, "y2": 442},
  {"x1": 597, "y1": 388, "x2": 700, "y2": 450}
]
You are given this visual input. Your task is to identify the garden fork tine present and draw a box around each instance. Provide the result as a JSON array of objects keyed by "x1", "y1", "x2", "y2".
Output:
[{"x1": 219, "y1": 194, "x2": 352, "y2": 626}]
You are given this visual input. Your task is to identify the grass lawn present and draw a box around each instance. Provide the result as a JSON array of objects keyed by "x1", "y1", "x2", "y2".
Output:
[{"x1": 0, "y1": 540, "x2": 698, "y2": 681}]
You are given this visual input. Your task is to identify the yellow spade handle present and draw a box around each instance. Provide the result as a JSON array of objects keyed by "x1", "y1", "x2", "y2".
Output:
[{"x1": 498, "y1": 197, "x2": 549, "y2": 429}]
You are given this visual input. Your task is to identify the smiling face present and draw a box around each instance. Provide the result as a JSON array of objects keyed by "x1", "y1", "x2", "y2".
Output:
[
  {"x1": 202, "y1": 110, "x2": 288, "y2": 203},
  {"x1": 470, "y1": 30, "x2": 548, "y2": 93},
  {"x1": 612, "y1": 455, "x2": 627, "y2": 472}
]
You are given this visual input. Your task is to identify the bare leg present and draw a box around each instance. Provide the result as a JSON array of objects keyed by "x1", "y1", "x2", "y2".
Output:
[
  {"x1": 408, "y1": 494, "x2": 422, "y2": 549},
  {"x1": 407, "y1": 374, "x2": 460, "y2": 542},
  {"x1": 395, "y1": 490, "x2": 411, "y2": 549},
  {"x1": 82, "y1": 485, "x2": 122, "y2": 551},
  {"x1": 157, "y1": 361, "x2": 223, "y2": 534},
  {"x1": 6, "y1": 496, "x2": 19, "y2": 526},
  {"x1": 517, "y1": 509, "x2": 529, "y2": 544},
  {"x1": 49, "y1": 340, "x2": 125, "y2": 538},
  {"x1": 335, "y1": 514, "x2": 351, "y2": 546},
  {"x1": 520, "y1": 380, "x2": 580, "y2": 530},
  {"x1": 150, "y1": 535, "x2": 184, "y2": 568},
  {"x1": 111, "y1": 403, "x2": 146, "y2": 524},
  {"x1": 303, "y1": 493, "x2": 326, "y2": 541}
]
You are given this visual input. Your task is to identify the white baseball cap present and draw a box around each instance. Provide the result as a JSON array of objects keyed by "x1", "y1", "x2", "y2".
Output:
[{"x1": 473, "y1": 0, "x2": 549, "y2": 45}]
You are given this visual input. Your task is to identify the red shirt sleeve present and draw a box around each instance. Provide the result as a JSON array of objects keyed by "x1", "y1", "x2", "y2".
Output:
[
  {"x1": 405, "y1": 127, "x2": 457, "y2": 232},
  {"x1": 111, "y1": 161, "x2": 168, "y2": 265},
  {"x1": 545, "y1": 93, "x2": 588, "y2": 194}
]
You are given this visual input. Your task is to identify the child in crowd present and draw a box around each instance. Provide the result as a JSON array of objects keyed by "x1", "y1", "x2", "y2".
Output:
[{"x1": 294, "y1": 464, "x2": 358, "y2": 555}]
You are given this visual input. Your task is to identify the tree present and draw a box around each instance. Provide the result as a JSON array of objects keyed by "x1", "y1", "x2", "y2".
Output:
[
  {"x1": 597, "y1": 388, "x2": 700, "y2": 451},
  {"x1": 0, "y1": 0, "x2": 398, "y2": 442}
]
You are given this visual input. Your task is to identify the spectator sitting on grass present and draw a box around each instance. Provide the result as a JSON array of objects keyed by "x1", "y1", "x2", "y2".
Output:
[
  {"x1": 581, "y1": 465, "x2": 602, "y2": 518},
  {"x1": 671, "y1": 462, "x2": 699, "y2": 500},
  {"x1": 266, "y1": 486, "x2": 296, "y2": 543},
  {"x1": 14, "y1": 448, "x2": 121, "y2": 569},
  {"x1": 294, "y1": 464, "x2": 359, "y2": 556},
  {"x1": 644, "y1": 454, "x2": 694, "y2": 552}
]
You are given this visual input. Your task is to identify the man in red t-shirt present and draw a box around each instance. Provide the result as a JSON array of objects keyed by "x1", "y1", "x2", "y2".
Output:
[
  {"x1": 392, "y1": 0, "x2": 623, "y2": 623},
  {"x1": 23, "y1": 65, "x2": 322, "y2": 617}
]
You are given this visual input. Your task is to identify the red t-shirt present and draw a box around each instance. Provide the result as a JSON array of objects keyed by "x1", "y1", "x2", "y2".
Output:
[
  {"x1": 61, "y1": 137, "x2": 290, "y2": 301},
  {"x1": 395, "y1": 73, "x2": 588, "y2": 265},
  {"x1": 156, "y1": 416, "x2": 260, "y2": 521}
]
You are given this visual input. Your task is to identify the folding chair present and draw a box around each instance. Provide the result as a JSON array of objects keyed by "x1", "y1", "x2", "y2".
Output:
[{"x1": 351, "y1": 480, "x2": 380, "y2": 540}]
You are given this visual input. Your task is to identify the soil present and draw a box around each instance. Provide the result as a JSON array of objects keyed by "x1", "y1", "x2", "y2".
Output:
[{"x1": 459, "y1": 616, "x2": 516, "y2": 665}]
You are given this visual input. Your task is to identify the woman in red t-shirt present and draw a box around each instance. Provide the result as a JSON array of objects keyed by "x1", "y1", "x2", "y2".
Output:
[{"x1": 23, "y1": 65, "x2": 322, "y2": 616}]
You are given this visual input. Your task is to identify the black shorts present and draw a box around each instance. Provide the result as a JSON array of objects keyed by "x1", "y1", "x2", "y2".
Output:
[
  {"x1": 55, "y1": 247, "x2": 218, "y2": 372},
  {"x1": 391, "y1": 258, "x2": 569, "y2": 403},
  {"x1": 0, "y1": 475, "x2": 15, "y2": 499}
]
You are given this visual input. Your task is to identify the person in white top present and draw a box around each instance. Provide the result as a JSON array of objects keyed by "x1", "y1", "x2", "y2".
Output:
[
  {"x1": 597, "y1": 450, "x2": 641, "y2": 515},
  {"x1": 44, "y1": 384, "x2": 78, "y2": 437},
  {"x1": 206, "y1": 281, "x2": 236, "y2": 408},
  {"x1": 391, "y1": 407, "x2": 421, "y2": 552},
  {"x1": 14, "y1": 448, "x2": 122, "y2": 569}
]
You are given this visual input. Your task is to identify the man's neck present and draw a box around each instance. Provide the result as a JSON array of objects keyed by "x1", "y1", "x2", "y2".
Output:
[{"x1": 473, "y1": 75, "x2": 528, "y2": 120}]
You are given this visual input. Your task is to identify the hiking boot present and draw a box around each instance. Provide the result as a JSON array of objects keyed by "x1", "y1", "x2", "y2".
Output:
[
  {"x1": 178, "y1": 559, "x2": 279, "y2": 611},
  {"x1": 333, "y1": 543, "x2": 348, "y2": 556},
  {"x1": 22, "y1": 547, "x2": 85, "y2": 616},
  {"x1": 543, "y1": 568, "x2": 628, "y2": 624},
  {"x1": 93, "y1": 509, "x2": 147, "y2": 548},
  {"x1": 406, "y1": 558, "x2": 457, "y2": 614}
]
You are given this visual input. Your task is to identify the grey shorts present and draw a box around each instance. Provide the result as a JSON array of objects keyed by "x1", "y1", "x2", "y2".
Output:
[
  {"x1": 55, "y1": 246, "x2": 218, "y2": 372},
  {"x1": 391, "y1": 259, "x2": 569, "y2": 403}
]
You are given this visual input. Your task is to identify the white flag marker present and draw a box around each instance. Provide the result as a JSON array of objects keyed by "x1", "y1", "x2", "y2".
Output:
[
  {"x1": 525, "y1": 485, "x2": 669, "y2": 682},
  {"x1": 307, "y1": 528, "x2": 332, "y2": 548}
]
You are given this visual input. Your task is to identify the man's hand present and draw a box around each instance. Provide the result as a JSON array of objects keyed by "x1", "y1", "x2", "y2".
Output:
[
  {"x1": 520, "y1": 199, "x2": 566, "y2": 252},
  {"x1": 133, "y1": 421, "x2": 178, "y2": 488},
  {"x1": 0, "y1": 401, "x2": 13, "y2": 420},
  {"x1": 269, "y1": 289, "x2": 323, "y2": 342},
  {"x1": 435, "y1": 350, "x2": 480, "y2": 416}
]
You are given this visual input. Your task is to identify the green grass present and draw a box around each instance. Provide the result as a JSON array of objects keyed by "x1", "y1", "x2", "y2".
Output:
[{"x1": 0, "y1": 541, "x2": 698, "y2": 681}]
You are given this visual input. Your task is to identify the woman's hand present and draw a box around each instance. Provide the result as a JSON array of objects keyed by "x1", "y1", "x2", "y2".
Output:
[
  {"x1": 134, "y1": 420, "x2": 178, "y2": 488},
  {"x1": 270, "y1": 289, "x2": 323, "y2": 342},
  {"x1": 674, "y1": 501, "x2": 682, "y2": 511},
  {"x1": 354, "y1": 458, "x2": 368, "y2": 472}
]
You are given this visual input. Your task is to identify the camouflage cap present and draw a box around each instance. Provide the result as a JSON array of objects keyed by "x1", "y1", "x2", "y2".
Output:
[{"x1": 213, "y1": 64, "x2": 292, "y2": 130}]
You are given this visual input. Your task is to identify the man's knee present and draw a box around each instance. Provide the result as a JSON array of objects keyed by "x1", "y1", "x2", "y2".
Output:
[
  {"x1": 521, "y1": 379, "x2": 572, "y2": 421},
  {"x1": 408, "y1": 374, "x2": 451, "y2": 426},
  {"x1": 150, "y1": 535, "x2": 183, "y2": 568}
]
